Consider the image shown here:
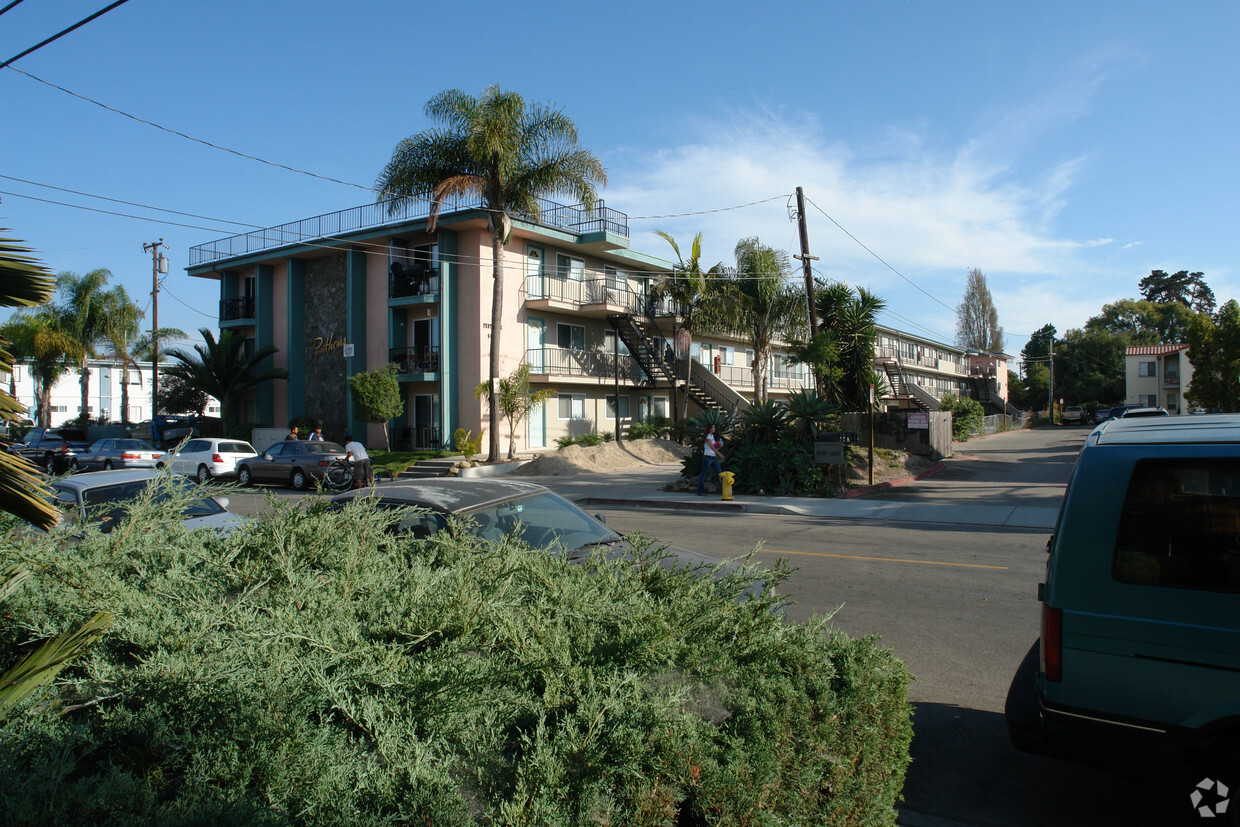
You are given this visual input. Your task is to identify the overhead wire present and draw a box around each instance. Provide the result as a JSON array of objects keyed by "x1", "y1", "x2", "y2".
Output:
[{"x1": 0, "y1": 0, "x2": 132, "y2": 69}]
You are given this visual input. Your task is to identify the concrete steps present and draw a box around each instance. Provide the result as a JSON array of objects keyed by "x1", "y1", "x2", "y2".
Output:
[{"x1": 397, "y1": 457, "x2": 463, "y2": 479}]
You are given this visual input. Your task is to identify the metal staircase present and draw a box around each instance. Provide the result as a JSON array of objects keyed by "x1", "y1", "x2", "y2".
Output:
[
  {"x1": 608, "y1": 314, "x2": 750, "y2": 415},
  {"x1": 877, "y1": 356, "x2": 931, "y2": 412}
]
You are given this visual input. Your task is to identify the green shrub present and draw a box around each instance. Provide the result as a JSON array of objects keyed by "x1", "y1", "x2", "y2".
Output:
[
  {"x1": 939, "y1": 394, "x2": 985, "y2": 442},
  {"x1": 286, "y1": 414, "x2": 319, "y2": 437},
  {"x1": 453, "y1": 426, "x2": 483, "y2": 460},
  {"x1": 555, "y1": 432, "x2": 612, "y2": 449},
  {"x1": 0, "y1": 486, "x2": 912, "y2": 825},
  {"x1": 229, "y1": 421, "x2": 267, "y2": 441},
  {"x1": 629, "y1": 415, "x2": 672, "y2": 440}
]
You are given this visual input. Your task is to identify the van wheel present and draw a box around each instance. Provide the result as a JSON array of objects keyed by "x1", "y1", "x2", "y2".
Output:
[{"x1": 291, "y1": 469, "x2": 308, "y2": 491}]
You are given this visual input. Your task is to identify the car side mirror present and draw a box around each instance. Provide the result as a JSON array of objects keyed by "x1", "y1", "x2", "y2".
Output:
[
  {"x1": 215, "y1": 497, "x2": 230, "y2": 509},
  {"x1": 263, "y1": 453, "x2": 273, "y2": 461},
  {"x1": 594, "y1": 513, "x2": 607, "y2": 524}
]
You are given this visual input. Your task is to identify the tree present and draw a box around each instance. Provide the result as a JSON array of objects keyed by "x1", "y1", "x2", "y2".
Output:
[
  {"x1": 651, "y1": 231, "x2": 725, "y2": 421},
  {"x1": 118, "y1": 327, "x2": 186, "y2": 424},
  {"x1": 376, "y1": 85, "x2": 606, "y2": 463},
  {"x1": 955, "y1": 267, "x2": 1004, "y2": 352},
  {"x1": 1085, "y1": 298, "x2": 1193, "y2": 344},
  {"x1": 714, "y1": 237, "x2": 806, "y2": 403},
  {"x1": 1186, "y1": 301, "x2": 1240, "y2": 412},
  {"x1": 163, "y1": 328, "x2": 288, "y2": 435},
  {"x1": 0, "y1": 310, "x2": 78, "y2": 428},
  {"x1": 155, "y1": 372, "x2": 210, "y2": 417},
  {"x1": 1049, "y1": 327, "x2": 1126, "y2": 407},
  {"x1": 803, "y1": 281, "x2": 886, "y2": 412},
  {"x1": 52, "y1": 268, "x2": 117, "y2": 426},
  {"x1": 1139, "y1": 269, "x2": 1216, "y2": 315},
  {"x1": 0, "y1": 232, "x2": 60, "y2": 529},
  {"x1": 349, "y1": 363, "x2": 405, "y2": 451},
  {"x1": 473, "y1": 363, "x2": 554, "y2": 459}
]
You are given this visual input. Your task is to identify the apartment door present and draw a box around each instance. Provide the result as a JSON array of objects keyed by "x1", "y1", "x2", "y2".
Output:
[
  {"x1": 526, "y1": 318, "x2": 545, "y2": 372},
  {"x1": 528, "y1": 400, "x2": 545, "y2": 449},
  {"x1": 412, "y1": 318, "x2": 437, "y2": 371},
  {"x1": 413, "y1": 394, "x2": 440, "y2": 449},
  {"x1": 526, "y1": 247, "x2": 544, "y2": 299}
]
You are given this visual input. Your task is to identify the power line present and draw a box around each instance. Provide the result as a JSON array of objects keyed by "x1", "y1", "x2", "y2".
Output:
[
  {"x1": 0, "y1": 1, "x2": 29, "y2": 17},
  {"x1": 0, "y1": 0, "x2": 132, "y2": 69}
]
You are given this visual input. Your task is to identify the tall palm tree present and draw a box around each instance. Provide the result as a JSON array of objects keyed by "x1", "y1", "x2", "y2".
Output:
[
  {"x1": 163, "y1": 328, "x2": 288, "y2": 436},
  {"x1": 53, "y1": 268, "x2": 115, "y2": 425},
  {"x1": 375, "y1": 85, "x2": 606, "y2": 463},
  {"x1": 96, "y1": 284, "x2": 147, "y2": 425},
  {"x1": 651, "y1": 231, "x2": 725, "y2": 421},
  {"x1": 1, "y1": 310, "x2": 80, "y2": 428},
  {"x1": 0, "y1": 232, "x2": 61, "y2": 529},
  {"x1": 714, "y1": 237, "x2": 807, "y2": 404}
]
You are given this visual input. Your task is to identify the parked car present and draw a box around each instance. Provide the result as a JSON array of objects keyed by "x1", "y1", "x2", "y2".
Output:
[
  {"x1": 73, "y1": 438, "x2": 166, "y2": 472},
  {"x1": 1006, "y1": 414, "x2": 1240, "y2": 807},
  {"x1": 48, "y1": 468, "x2": 246, "y2": 535},
  {"x1": 1117, "y1": 406, "x2": 1170, "y2": 418},
  {"x1": 167, "y1": 437, "x2": 258, "y2": 483},
  {"x1": 10, "y1": 427, "x2": 92, "y2": 473},
  {"x1": 1093, "y1": 407, "x2": 1112, "y2": 424},
  {"x1": 329, "y1": 479, "x2": 764, "y2": 598},
  {"x1": 1061, "y1": 405, "x2": 1085, "y2": 425},
  {"x1": 235, "y1": 440, "x2": 349, "y2": 490}
]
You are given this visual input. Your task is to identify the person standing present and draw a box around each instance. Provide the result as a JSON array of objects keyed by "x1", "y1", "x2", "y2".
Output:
[
  {"x1": 285, "y1": 425, "x2": 300, "y2": 441},
  {"x1": 697, "y1": 423, "x2": 725, "y2": 496},
  {"x1": 343, "y1": 433, "x2": 371, "y2": 488},
  {"x1": 308, "y1": 427, "x2": 324, "y2": 442}
]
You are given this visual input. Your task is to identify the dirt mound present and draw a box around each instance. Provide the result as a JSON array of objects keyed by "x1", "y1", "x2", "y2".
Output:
[
  {"x1": 511, "y1": 438, "x2": 688, "y2": 477},
  {"x1": 845, "y1": 448, "x2": 934, "y2": 484}
]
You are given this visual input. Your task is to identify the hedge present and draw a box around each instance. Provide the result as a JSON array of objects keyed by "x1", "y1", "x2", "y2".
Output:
[{"x1": 0, "y1": 479, "x2": 912, "y2": 825}]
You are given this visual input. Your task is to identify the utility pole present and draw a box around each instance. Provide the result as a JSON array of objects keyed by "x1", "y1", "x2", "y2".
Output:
[
  {"x1": 143, "y1": 240, "x2": 168, "y2": 418},
  {"x1": 792, "y1": 187, "x2": 819, "y2": 339},
  {"x1": 1046, "y1": 333, "x2": 1054, "y2": 423}
]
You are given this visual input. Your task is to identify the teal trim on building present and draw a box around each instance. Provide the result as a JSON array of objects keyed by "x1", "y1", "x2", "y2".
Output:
[
  {"x1": 255, "y1": 264, "x2": 275, "y2": 428},
  {"x1": 286, "y1": 258, "x2": 306, "y2": 418},
  {"x1": 345, "y1": 247, "x2": 368, "y2": 438},
  {"x1": 439, "y1": 229, "x2": 457, "y2": 449}
]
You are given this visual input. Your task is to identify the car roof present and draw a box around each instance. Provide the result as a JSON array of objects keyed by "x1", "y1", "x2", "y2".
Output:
[
  {"x1": 1092, "y1": 414, "x2": 1240, "y2": 446},
  {"x1": 51, "y1": 468, "x2": 161, "y2": 492},
  {"x1": 331, "y1": 478, "x2": 552, "y2": 513}
]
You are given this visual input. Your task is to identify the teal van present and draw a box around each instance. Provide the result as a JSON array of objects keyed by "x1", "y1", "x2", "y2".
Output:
[{"x1": 1007, "y1": 415, "x2": 1240, "y2": 808}]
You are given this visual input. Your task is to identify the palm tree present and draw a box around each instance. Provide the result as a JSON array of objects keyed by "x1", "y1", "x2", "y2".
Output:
[
  {"x1": 163, "y1": 328, "x2": 288, "y2": 435},
  {"x1": 109, "y1": 326, "x2": 185, "y2": 425},
  {"x1": 0, "y1": 232, "x2": 61, "y2": 529},
  {"x1": 714, "y1": 237, "x2": 807, "y2": 404},
  {"x1": 1, "y1": 310, "x2": 80, "y2": 428},
  {"x1": 650, "y1": 231, "x2": 725, "y2": 421},
  {"x1": 815, "y1": 281, "x2": 886, "y2": 412},
  {"x1": 473, "y1": 363, "x2": 554, "y2": 460},
  {"x1": 53, "y1": 268, "x2": 116, "y2": 425},
  {"x1": 376, "y1": 85, "x2": 606, "y2": 463}
]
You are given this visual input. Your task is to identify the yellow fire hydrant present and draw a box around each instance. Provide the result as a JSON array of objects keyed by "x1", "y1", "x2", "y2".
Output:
[{"x1": 719, "y1": 470, "x2": 736, "y2": 501}]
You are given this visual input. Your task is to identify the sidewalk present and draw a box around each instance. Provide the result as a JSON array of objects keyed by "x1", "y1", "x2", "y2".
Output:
[{"x1": 518, "y1": 460, "x2": 1059, "y2": 531}]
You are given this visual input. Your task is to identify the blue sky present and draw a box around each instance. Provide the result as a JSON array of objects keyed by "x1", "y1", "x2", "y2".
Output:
[{"x1": 4, "y1": 0, "x2": 1237, "y2": 364}]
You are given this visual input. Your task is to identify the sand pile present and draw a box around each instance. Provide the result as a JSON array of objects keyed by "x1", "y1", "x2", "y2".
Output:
[{"x1": 511, "y1": 438, "x2": 688, "y2": 477}]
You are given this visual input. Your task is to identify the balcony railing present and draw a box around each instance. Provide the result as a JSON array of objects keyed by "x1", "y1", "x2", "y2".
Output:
[
  {"x1": 189, "y1": 196, "x2": 630, "y2": 267},
  {"x1": 711, "y1": 362, "x2": 813, "y2": 392},
  {"x1": 526, "y1": 346, "x2": 644, "y2": 383},
  {"x1": 390, "y1": 264, "x2": 440, "y2": 299},
  {"x1": 390, "y1": 346, "x2": 440, "y2": 375},
  {"x1": 1164, "y1": 372, "x2": 1180, "y2": 387},
  {"x1": 221, "y1": 296, "x2": 255, "y2": 321},
  {"x1": 526, "y1": 274, "x2": 680, "y2": 317}
]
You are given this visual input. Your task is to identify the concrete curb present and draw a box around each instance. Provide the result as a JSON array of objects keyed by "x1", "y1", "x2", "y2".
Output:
[{"x1": 839, "y1": 462, "x2": 947, "y2": 499}]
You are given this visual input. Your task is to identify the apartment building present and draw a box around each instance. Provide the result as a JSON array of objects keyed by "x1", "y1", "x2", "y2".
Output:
[
  {"x1": 1125, "y1": 344, "x2": 1194, "y2": 413},
  {"x1": 2, "y1": 358, "x2": 198, "y2": 427},
  {"x1": 874, "y1": 326, "x2": 1010, "y2": 413}
]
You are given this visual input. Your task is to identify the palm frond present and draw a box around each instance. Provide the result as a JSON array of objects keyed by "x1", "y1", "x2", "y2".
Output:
[{"x1": 0, "y1": 608, "x2": 113, "y2": 718}]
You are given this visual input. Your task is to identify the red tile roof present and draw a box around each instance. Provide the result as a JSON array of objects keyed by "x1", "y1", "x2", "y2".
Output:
[{"x1": 1125, "y1": 344, "x2": 1188, "y2": 356}]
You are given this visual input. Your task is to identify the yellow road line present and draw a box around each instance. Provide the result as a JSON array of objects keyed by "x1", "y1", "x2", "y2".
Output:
[{"x1": 758, "y1": 548, "x2": 1008, "y2": 569}]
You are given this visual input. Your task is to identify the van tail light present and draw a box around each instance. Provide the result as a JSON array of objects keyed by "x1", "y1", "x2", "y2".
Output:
[
  {"x1": 1041, "y1": 605, "x2": 1063, "y2": 682},
  {"x1": 212, "y1": 454, "x2": 223, "y2": 463}
]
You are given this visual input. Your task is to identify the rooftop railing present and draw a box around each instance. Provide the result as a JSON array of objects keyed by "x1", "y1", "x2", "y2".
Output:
[{"x1": 189, "y1": 196, "x2": 630, "y2": 268}]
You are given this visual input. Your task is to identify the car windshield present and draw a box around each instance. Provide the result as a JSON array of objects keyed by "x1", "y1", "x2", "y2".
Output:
[{"x1": 461, "y1": 490, "x2": 619, "y2": 552}]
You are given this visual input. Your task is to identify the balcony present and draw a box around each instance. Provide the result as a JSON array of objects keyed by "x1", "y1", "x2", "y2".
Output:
[
  {"x1": 526, "y1": 346, "x2": 645, "y2": 383},
  {"x1": 389, "y1": 263, "x2": 440, "y2": 301},
  {"x1": 525, "y1": 274, "x2": 679, "y2": 318},
  {"x1": 710, "y1": 362, "x2": 813, "y2": 393},
  {"x1": 221, "y1": 296, "x2": 255, "y2": 323},
  {"x1": 189, "y1": 196, "x2": 630, "y2": 267},
  {"x1": 1163, "y1": 371, "x2": 1180, "y2": 388},
  {"x1": 390, "y1": 346, "x2": 440, "y2": 377}
]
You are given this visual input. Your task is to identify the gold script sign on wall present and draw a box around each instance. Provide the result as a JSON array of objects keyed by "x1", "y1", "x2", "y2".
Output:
[{"x1": 309, "y1": 333, "x2": 347, "y2": 359}]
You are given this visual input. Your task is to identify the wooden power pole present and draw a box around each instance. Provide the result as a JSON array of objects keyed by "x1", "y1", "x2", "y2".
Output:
[{"x1": 143, "y1": 240, "x2": 168, "y2": 416}]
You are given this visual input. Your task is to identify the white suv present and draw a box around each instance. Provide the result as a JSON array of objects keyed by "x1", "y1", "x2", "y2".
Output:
[{"x1": 167, "y1": 438, "x2": 258, "y2": 483}]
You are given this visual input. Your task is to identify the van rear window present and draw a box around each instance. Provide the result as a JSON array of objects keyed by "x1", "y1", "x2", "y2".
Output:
[{"x1": 1113, "y1": 459, "x2": 1240, "y2": 592}]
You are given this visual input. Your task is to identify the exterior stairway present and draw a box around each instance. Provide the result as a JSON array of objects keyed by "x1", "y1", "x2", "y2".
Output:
[
  {"x1": 609, "y1": 314, "x2": 751, "y2": 415},
  {"x1": 398, "y1": 457, "x2": 460, "y2": 479},
  {"x1": 877, "y1": 356, "x2": 932, "y2": 412}
]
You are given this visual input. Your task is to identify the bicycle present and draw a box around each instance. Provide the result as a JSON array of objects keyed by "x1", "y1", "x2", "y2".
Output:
[{"x1": 324, "y1": 459, "x2": 355, "y2": 491}]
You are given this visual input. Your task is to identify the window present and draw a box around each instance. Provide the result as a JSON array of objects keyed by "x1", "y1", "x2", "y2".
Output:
[
  {"x1": 557, "y1": 393, "x2": 585, "y2": 420},
  {"x1": 602, "y1": 330, "x2": 629, "y2": 356},
  {"x1": 605, "y1": 395, "x2": 630, "y2": 420},
  {"x1": 1113, "y1": 458, "x2": 1240, "y2": 593},
  {"x1": 557, "y1": 323, "x2": 585, "y2": 350},
  {"x1": 129, "y1": 371, "x2": 142, "y2": 384},
  {"x1": 557, "y1": 254, "x2": 584, "y2": 281},
  {"x1": 1139, "y1": 394, "x2": 1158, "y2": 407},
  {"x1": 605, "y1": 266, "x2": 624, "y2": 290},
  {"x1": 1139, "y1": 361, "x2": 1157, "y2": 377},
  {"x1": 652, "y1": 396, "x2": 669, "y2": 418}
]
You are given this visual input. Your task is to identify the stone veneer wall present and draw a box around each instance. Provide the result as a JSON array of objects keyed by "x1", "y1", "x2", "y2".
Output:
[{"x1": 302, "y1": 253, "x2": 350, "y2": 441}]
